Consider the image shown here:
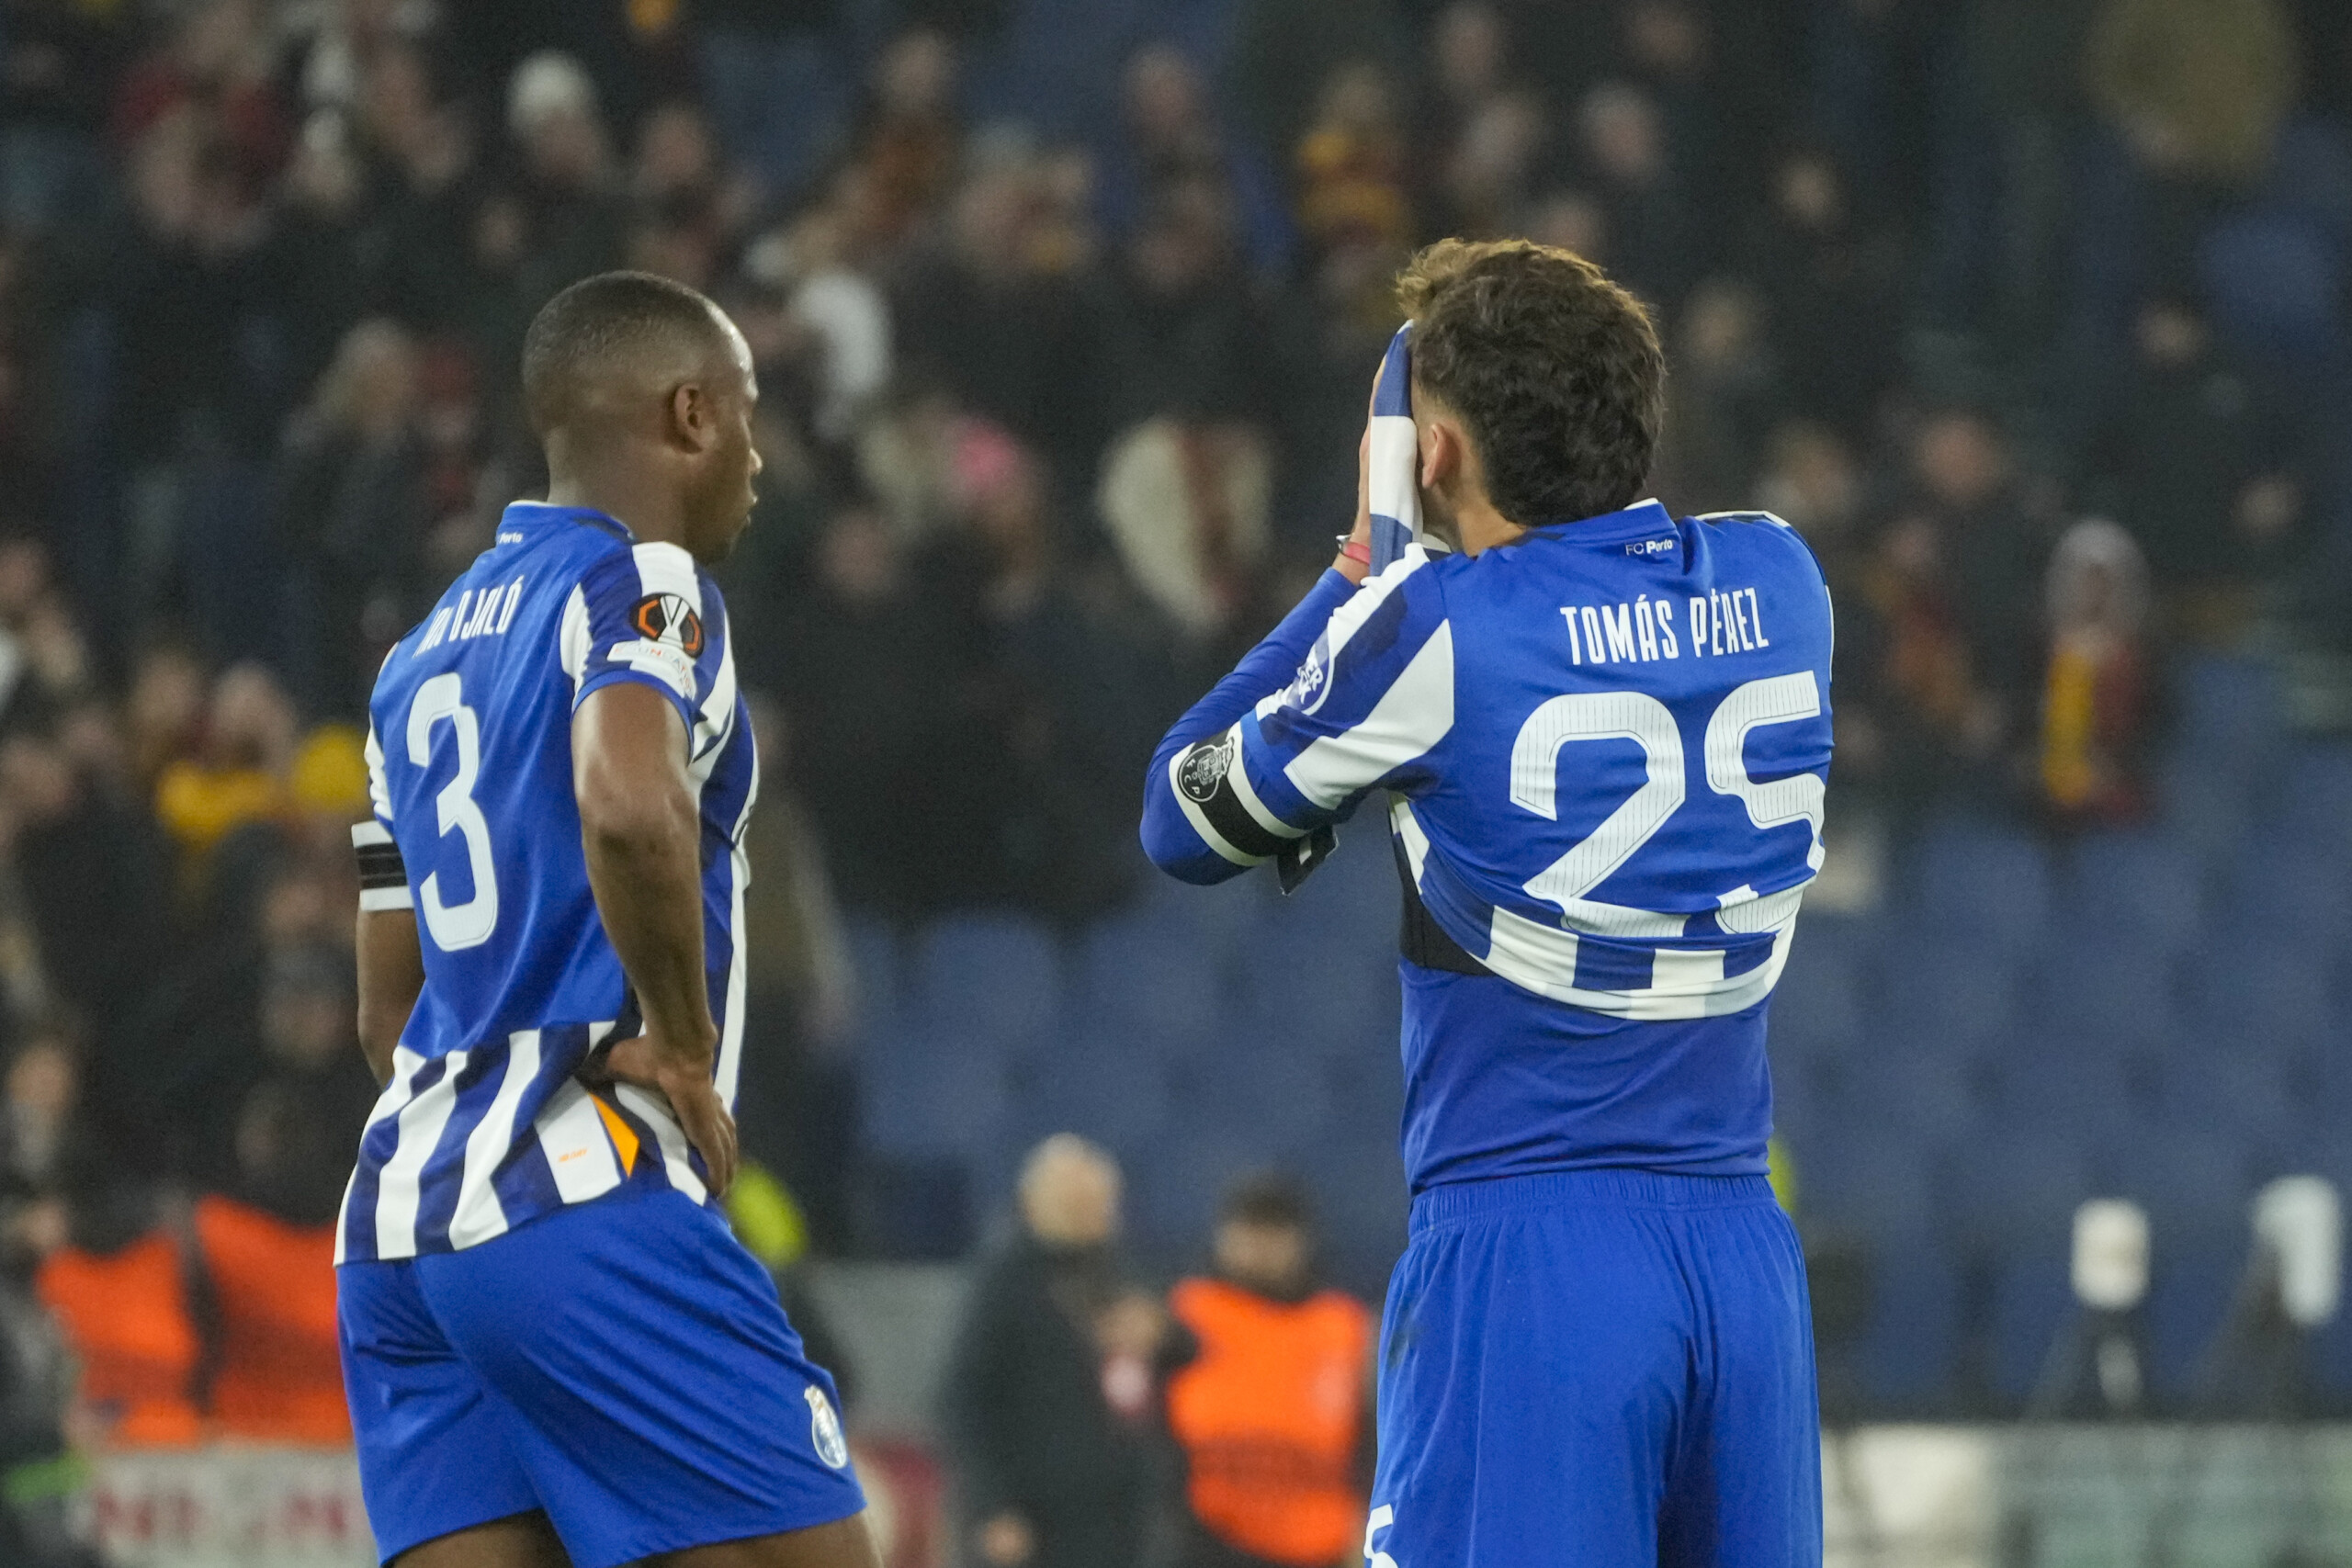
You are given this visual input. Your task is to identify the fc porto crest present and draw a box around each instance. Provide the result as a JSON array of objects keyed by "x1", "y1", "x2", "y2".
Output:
[
  {"x1": 631, "y1": 592, "x2": 705, "y2": 658},
  {"x1": 805, "y1": 1384, "x2": 850, "y2": 1470},
  {"x1": 1179, "y1": 733, "x2": 1236, "y2": 803}
]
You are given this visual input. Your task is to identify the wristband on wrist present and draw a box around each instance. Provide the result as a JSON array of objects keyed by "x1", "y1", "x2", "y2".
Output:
[{"x1": 1335, "y1": 536, "x2": 1372, "y2": 567}]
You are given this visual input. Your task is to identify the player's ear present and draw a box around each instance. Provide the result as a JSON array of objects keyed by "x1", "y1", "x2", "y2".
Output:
[
  {"x1": 667, "y1": 382, "x2": 714, "y2": 453},
  {"x1": 1419, "y1": 417, "x2": 1458, "y2": 491}
]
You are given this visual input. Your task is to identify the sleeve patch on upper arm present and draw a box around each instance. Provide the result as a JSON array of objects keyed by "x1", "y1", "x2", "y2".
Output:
[{"x1": 630, "y1": 593, "x2": 705, "y2": 657}]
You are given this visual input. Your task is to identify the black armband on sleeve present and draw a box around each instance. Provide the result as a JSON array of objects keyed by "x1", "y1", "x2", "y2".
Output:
[{"x1": 353, "y1": 820, "x2": 413, "y2": 911}]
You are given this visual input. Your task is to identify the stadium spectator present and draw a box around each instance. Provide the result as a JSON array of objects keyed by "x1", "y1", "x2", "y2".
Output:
[
  {"x1": 1223, "y1": 0, "x2": 1409, "y2": 164},
  {"x1": 891, "y1": 138, "x2": 1112, "y2": 482},
  {"x1": 2089, "y1": 294, "x2": 2302, "y2": 634},
  {"x1": 941, "y1": 1135, "x2": 1170, "y2": 1568},
  {"x1": 1295, "y1": 60, "x2": 1412, "y2": 271},
  {"x1": 31, "y1": 1181, "x2": 199, "y2": 1448},
  {"x1": 850, "y1": 28, "x2": 963, "y2": 252},
  {"x1": 2035, "y1": 519, "x2": 2162, "y2": 826},
  {"x1": 1099, "y1": 43, "x2": 1292, "y2": 283},
  {"x1": 1751, "y1": 147, "x2": 1904, "y2": 441},
  {"x1": 1573, "y1": 81, "x2": 1701, "y2": 310},
  {"x1": 0, "y1": 0, "x2": 122, "y2": 235},
  {"x1": 1408, "y1": 2, "x2": 1507, "y2": 212},
  {"x1": 765, "y1": 502, "x2": 933, "y2": 913},
  {"x1": 270, "y1": 320, "x2": 434, "y2": 720},
  {"x1": 2, "y1": 722, "x2": 167, "y2": 1047},
  {"x1": 1652, "y1": 277, "x2": 1781, "y2": 513},
  {"x1": 503, "y1": 51, "x2": 628, "y2": 317},
  {"x1": 1165, "y1": 1175, "x2": 1373, "y2": 1568}
]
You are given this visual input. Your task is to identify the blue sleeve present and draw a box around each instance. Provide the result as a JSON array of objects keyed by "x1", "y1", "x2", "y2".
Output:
[
  {"x1": 558, "y1": 541, "x2": 708, "y2": 732},
  {"x1": 1142, "y1": 552, "x2": 1454, "y2": 884}
]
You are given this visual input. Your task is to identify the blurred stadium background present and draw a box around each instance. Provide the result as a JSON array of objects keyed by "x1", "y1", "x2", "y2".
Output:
[{"x1": 0, "y1": 0, "x2": 2347, "y2": 1562}]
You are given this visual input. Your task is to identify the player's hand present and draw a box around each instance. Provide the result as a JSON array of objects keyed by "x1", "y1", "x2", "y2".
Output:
[
  {"x1": 1338, "y1": 361, "x2": 1382, "y2": 582},
  {"x1": 594, "y1": 1031, "x2": 740, "y2": 1197}
]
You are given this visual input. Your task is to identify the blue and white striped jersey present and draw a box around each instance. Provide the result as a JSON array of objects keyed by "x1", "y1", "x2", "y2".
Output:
[
  {"x1": 1142, "y1": 500, "x2": 1833, "y2": 1187},
  {"x1": 337, "y1": 501, "x2": 756, "y2": 1263}
]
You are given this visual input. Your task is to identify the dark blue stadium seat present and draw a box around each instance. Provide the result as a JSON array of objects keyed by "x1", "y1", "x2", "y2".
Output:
[
  {"x1": 910, "y1": 914, "x2": 1064, "y2": 1048},
  {"x1": 2189, "y1": 935, "x2": 2337, "y2": 1057},
  {"x1": 1908, "y1": 820, "x2": 2054, "y2": 957},
  {"x1": 2030, "y1": 938, "x2": 2186, "y2": 1052},
  {"x1": 1873, "y1": 939, "x2": 2025, "y2": 1058},
  {"x1": 2274, "y1": 744, "x2": 2352, "y2": 860},
  {"x1": 1945, "y1": 1125, "x2": 2101, "y2": 1247},
  {"x1": 861, "y1": 1027, "x2": 1016, "y2": 1164},
  {"x1": 1769, "y1": 915, "x2": 1874, "y2": 1061},
  {"x1": 842, "y1": 915, "x2": 904, "y2": 1040},
  {"x1": 2154, "y1": 760, "x2": 2256, "y2": 870},
  {"x1": 1073, "y1": 907, "x2": 1229, "y2": 1055},
  {"x1": 1844, "y1": 1047, "x2": 1982, "y2": 1150},
  {"x1": 2171, "y1": 656, "x2": 2289, "y2": 780},
  {"x1": 1854, "y1": 1240, "x2": 1962, "y2": 1409},
  {"x1": 2060, "y1": 831, "x2": 2211, "y2": 959},
  {"x1": 1985, "y1": 1246, "x2": 2075, "y2": 1403},
  {"x1": 1007, "y1": 1037, "x2": 1170, "y2": 1154},
  {"x1": 1785, "y1": 1124, "x2": 1938, "y2": 1242},
  {"x1": 2220, "y1": 828, "x2": 2352, "y2": 948},
  {"x1": 2109, "y1": 1125, "x2": 2256, "y2": 1243}
]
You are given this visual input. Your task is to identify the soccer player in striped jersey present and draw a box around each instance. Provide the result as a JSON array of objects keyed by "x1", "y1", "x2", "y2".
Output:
[
  {"x1": 337, "y1": 272, "x2": 879, "y2": 1568},
  {"x1": 1143, "y1": 240, "x2": 1834, "y2": 1567}
]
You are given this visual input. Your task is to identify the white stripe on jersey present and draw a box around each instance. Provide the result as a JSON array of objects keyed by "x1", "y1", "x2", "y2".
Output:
[
  {"x1": 1482, "y1": 905, "x2": 1797, "y2": 1020},
  {"x1": 1285, "y1": 621, "x2": 1456, "y2": 809},
  {"x1": 1254, "y1": 547, "x2": 1434, "y2": 721},
  {"x1": 534, "y1": 1078, "x2": 625, "y2": 1203},
  {"x1": 376, "y1": 1049, "x2": 467, "y2": 1258},
  {"x1": 337, "y1": 1047, "x2": 424, "y2": 1265},
  {"x1": 446, "y1": 1029, "x2": 541, "y2": 1249},
  {"x1": 692, "y1": 617, "x2": 739, "y2": 770},
  {"x1": 609, "y1": 543, "x2": 705, "y2": 703},
  {"x1": 616, "y1": 1084, "x2": 708, "y2": 1204},
  {"x1": 559, "y1": 584, "x2": 594, "y2": 699},
  {"x1": 632, "y1": 541, "x2": 701, "y2": 608},
  {"x1": 364, "y1": 724, "x2": 395, "y2": 822},
  {"x1": 1391, "y1": 796, "x2": 1432, "y2": 885},
  {"x1": 1227, "y1": 739, "x2": 1308, "y2": 843},
  {"x1": 715, "y1": 788, "x2": 756, "y2": 1106}
]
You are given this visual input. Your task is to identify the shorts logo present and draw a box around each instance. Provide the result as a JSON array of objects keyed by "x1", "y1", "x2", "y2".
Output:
[
  {"x1": 806, "y1": 1385, "x2": 850, "y2": 1470},
  {"x1": 1179, "y1": 734, "x2": 1236, "y2": 803},
  {"x1": 630, "y1": 592, "x2": 704, "y2": 658}
]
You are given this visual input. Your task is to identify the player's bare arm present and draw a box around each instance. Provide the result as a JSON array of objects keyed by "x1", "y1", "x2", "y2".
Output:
[
  {"x1": 575, "y1": 678, "x2": 740, "y2": 1197},
  {"x1": 355, "y1": 907, "x2": 424, "y2": 1088}
]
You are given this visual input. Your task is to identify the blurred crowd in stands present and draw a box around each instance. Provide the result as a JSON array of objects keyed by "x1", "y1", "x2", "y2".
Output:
[{"x1": 0, "y1": 0, "x2": 2340, "y2": 1547}]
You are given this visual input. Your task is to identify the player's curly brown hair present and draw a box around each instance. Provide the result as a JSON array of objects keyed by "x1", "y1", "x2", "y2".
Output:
[{"x1": 1396, "y1": 238, "x2": 1665, "y2": 527}]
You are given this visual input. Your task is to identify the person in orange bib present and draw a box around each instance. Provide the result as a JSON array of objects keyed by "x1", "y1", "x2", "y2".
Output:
[{"x1": 1164, "y1": 1176, "x2": 1374, "y2": 1568}]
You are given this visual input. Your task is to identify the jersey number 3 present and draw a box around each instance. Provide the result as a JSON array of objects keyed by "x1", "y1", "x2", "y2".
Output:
[{"x1": 407, "y1": 671, "x2": 501, "y2": 950}]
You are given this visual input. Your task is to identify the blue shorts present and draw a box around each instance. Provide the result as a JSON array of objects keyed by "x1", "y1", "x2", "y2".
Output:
[
  {"x1": 1369, "y1": 1170, "x2": 1820, "y2": 1568},
  {"x1": 338, "y1": 1185, "x2": 865, "y2": 1568}
]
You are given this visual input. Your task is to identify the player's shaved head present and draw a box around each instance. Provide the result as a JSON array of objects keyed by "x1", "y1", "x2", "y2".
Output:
[
  {"x1": 520, "y1": 270, "x2": 763, "y2": 564},
  {"x1": 521, "y1": 270, "x2": 736, "y2": 437}
]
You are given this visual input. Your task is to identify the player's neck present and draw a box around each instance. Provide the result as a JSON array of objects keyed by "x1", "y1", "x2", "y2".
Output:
[
  {"x1": 544, "y1": 466, "x2": 692, "y2": 553},
  {"x1": 1451, "y1": 493, "x2": 1526, "y2": 557}
]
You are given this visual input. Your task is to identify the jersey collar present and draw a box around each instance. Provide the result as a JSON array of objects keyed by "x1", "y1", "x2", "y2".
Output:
[
  {"x1": 498, "y1": 500, "x2": 636, "y2": 545},
  {"x1": 1530, "y1": 497, "x2": 1675, "y2": 546},
  {"x1": 1486, "y1": 502, "x2": 1674, "y2": 557}
]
